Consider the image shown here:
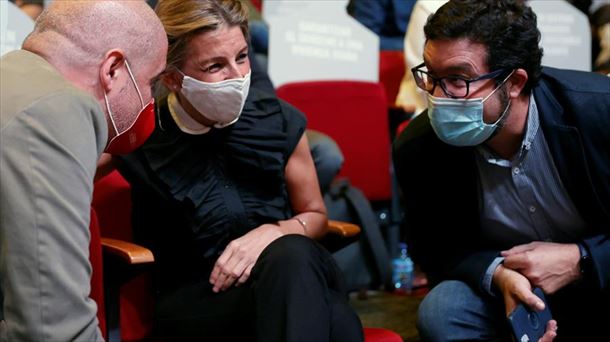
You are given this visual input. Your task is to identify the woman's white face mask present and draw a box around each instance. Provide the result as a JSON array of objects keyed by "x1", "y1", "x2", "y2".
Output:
[{"x1": 178, "y1": 70, "x2": 251, "y2": 128}]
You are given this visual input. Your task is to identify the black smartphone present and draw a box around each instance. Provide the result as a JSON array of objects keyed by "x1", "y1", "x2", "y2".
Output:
[{"x1": 507, "y1": 287, "x2": 553, "y2": 342}]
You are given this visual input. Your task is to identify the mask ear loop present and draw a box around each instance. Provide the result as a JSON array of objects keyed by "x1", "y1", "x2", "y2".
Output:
[
  {"x1": 483, "y1": 69, "x2": 515, "y2": 102},
  {"x1": 486, "y1": 70, "x2": 516, "y2": 127},
  {"x1": 124, "y1": 60, "x2": 145, "y2": 108},
  {"x1": 104, "y1": 92, "x2": 120, "y2": 136}
]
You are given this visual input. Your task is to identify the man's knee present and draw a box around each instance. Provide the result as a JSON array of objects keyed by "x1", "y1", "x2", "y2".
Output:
[{"x1": 417, "y1": 280, "x2": 494, "y2": 341}]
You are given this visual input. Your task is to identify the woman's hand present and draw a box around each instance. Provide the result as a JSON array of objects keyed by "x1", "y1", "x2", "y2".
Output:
[
  {"x1": 539, "y1": 320, "x2": 558, "y2": 342},
  {"x1": 493, "y1": 265, "x2": 558, "y2": 341},
  {"x1": 501, "y1": 242, "x2": 581, "y2": 294},
  {"x1": 493, "y1": 264, "x2": 544, "y2": 316},
  {"x1": 209, "y1": 224, "x2": 283, "y2": 292}
]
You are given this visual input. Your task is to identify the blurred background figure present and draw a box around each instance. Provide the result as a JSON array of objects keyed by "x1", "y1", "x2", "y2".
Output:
[
  {"x1": 10, "y1": 0, "x2": 44, "y2": 20},
  {"x1": 395, "y1": 0, "x2": 445, "y2": 115},
  {"x1": 347, "y1": 0, "x2": 416, "y2": 51},
  {"x1": 569, "y1": 0, "x2": 610, "y2": 73}
]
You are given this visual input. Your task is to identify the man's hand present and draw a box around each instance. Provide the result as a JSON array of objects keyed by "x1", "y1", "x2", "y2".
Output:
[
  {"x1": 209, "y1": 224, "x2": 283, "y2": 293},
  {"x1": 501, "y1": 242, "x2": 581, "y2": 294}
]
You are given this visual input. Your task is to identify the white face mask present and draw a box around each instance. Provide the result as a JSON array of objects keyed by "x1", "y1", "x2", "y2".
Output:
[{"x1": 178, "y1": 70, "x2": 251, "y2": 128}]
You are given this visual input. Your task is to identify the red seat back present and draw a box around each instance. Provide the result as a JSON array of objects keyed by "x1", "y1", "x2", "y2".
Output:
[
  {"x1": 379, "y1": 50, "x2": 406, "y2": 107},
  {"x1": 93, "y1": 171, "x2": 133, "y2": 241},
  {"x1": 277, "y1": 80, "x2": 392, "y2": 201}
]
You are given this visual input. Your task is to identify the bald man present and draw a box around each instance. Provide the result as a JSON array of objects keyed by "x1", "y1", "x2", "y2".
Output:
[{"x1": 0, "y1": 1, "x2": 167, "y2": 341}]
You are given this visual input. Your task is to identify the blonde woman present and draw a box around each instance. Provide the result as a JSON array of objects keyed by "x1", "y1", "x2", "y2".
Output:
[{"x1": 116, "y1": 0, "x2": 364, "y2": 341}]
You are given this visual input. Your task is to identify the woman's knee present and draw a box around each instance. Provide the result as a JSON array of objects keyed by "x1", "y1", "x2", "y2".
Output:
[{"x1": 258, "y1": 234, "x2": 320, "y2": 272}]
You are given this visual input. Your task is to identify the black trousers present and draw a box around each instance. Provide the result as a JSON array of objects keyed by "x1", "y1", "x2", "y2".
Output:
[{"x1": 154, "y1": 235, "x2": 364, "y2": 342}]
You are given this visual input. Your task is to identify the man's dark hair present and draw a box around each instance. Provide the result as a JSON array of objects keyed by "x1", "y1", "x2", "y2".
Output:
[{"x1": 424, "y1": 0, "x2": 543, "y2": 94}]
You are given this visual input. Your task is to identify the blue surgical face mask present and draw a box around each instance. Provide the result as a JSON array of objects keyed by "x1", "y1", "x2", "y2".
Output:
[{"x1": 427, "y1": 71, "x2": 513, "y2": 146}]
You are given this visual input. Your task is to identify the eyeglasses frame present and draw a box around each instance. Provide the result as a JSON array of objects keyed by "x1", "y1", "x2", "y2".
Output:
[{"x1": 411, "y1": 62, "x2": 511, "y2": 99}]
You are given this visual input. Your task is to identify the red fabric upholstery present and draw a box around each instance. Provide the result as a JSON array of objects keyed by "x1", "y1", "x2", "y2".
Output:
[
  {"x1": 89, "y1": 208, "x2": 107, "y2": 341},
  {"x1": 93, "y1": 171, "x2": 154, "y2": 342},
  {"x1": 364, "y1": 327, "x2": 404, "y2": 342},
  {"x1": 276, "y1": 80, "x2": 392, "y2": 201},
  {"x1": 379, "y1": 50, "x2": 406, "y2": 107},
  {"x1": 93, "y1": 171, "x2": 133, "y2": 241}
]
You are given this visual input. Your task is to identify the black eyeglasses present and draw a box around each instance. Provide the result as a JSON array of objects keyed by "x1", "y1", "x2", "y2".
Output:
[{"x1": 411, "y1": 63, "x2": 510, "y2": 98}]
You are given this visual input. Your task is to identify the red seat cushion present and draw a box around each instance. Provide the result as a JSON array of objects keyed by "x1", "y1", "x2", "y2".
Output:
[{"x1": 364, "y1": 327, "x2": 404, "y2": 342}]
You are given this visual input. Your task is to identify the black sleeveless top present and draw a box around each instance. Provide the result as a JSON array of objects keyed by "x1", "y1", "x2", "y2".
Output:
[{"x1": 118, "y1": 88, "x2": 306, "y2": 291}]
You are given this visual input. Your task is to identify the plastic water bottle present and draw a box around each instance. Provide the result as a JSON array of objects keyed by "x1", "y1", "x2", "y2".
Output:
[{"x1": 392, "y1": 242, "x2": 414, "y2": 293}]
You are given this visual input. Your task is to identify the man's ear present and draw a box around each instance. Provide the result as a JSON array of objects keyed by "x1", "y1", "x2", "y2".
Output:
[
  {"x1": 161, "y1": 70, "x2": 183, "y2": 93},
  {"x1": 508, "y1": 68, "x2": 529, "y2": 98},
  {"x1": 99, "y1": 49, "x2": 126, "y2": 93}
]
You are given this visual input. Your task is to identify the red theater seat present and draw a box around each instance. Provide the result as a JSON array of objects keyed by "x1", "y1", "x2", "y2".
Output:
[
  {"x1": 91, "y1": 170, "x2": 403, "y2": 341},
  {"x1": 277, "y1": 80, "x2": 392, "y2": 202}
]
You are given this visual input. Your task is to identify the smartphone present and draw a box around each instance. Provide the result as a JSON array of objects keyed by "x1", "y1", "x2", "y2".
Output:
[{"x1": 507, "y1": 287, "x2": 553, "y2": 342}]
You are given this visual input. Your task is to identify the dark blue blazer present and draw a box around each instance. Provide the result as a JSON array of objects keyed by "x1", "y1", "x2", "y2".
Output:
[{"x1": 393, "y1": 67, "x2": 610, "y2": 295}]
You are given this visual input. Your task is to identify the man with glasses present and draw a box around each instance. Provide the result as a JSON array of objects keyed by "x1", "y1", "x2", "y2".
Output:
[{"x1": 393, "y1": 0, "x2": 610, "y2": 341}]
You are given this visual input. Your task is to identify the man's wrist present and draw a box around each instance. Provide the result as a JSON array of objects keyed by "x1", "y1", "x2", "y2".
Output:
[{"x1": 577, "y1": 242, "x2": 591, "y2": 276}]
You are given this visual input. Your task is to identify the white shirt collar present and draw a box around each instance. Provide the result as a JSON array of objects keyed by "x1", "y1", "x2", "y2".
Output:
[{"x1": 167, "y1": 92, "x2": 211, "y2": 135}]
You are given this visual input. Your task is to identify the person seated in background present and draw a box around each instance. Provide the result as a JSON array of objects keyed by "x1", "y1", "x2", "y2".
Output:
[
  {"x1": 395, "y1": 0, "x2": 446, "y2": 115},
  {"x1": 347, "y1": 0, "x2": 416, "y2": 51},
  {"x1": 393, "y1": 0, "x2": 609, "y2": 341},
  {"x1": 114, "y1": 0, "x2": 363, "y2": 341},
  {"x1": 0, "y1": 1, "x2": 167, "y2": 341}
]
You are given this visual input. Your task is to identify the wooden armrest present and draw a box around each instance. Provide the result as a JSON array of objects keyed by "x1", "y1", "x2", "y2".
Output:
[
  {"x1": 327, "y1": 220, "x2": 360, "y2": 238},
  {"x1": 101, "y1": 238, "x2": 154, "y2": 265}
]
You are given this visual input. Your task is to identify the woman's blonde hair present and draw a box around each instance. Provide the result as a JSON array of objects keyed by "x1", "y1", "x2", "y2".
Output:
[{"x1": 155, "y1": 0, "x2": 249, "y2": 70}]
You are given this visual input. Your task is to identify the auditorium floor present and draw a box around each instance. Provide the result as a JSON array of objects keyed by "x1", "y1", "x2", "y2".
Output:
[{"x1": 349, "y1": 289, "x2": 426, "y2": 342}]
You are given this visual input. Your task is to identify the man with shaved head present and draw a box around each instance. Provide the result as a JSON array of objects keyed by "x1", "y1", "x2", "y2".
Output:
[{"x1": 0, "y1": 1, "x2": 167, "y2": 341}]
